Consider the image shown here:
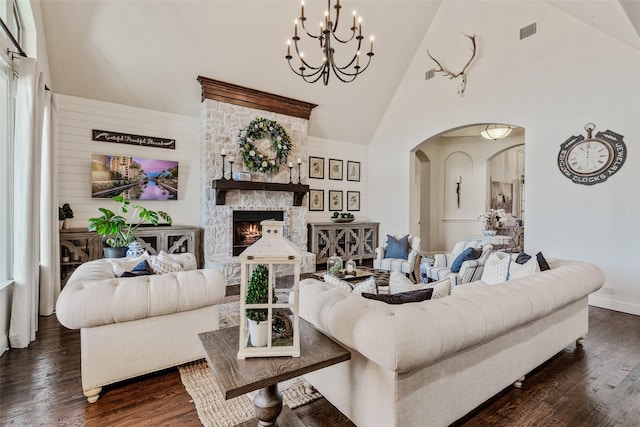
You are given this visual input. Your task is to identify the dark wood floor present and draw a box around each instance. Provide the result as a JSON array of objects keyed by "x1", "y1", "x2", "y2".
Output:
[{"x1": 1, "y1": 306, "x2": 639, "y2": 426}]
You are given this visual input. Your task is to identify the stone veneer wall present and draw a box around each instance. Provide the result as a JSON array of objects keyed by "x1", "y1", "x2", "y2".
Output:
[{"x1": 200, "y1": 99, "x2": 315, "y2": 285}]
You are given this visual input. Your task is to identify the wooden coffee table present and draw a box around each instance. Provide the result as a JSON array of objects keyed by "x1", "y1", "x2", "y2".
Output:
[{"x1": 199, "y1": 318, "x2": 351, "y2": 426}]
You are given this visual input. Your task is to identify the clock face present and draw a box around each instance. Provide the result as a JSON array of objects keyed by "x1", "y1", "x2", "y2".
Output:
[
  {"x1": 566, "y1": 139, "x2": 613, "y2": 176},
  {"x1": 557, "y1": 130, "x2": 627, "y2": 186}
]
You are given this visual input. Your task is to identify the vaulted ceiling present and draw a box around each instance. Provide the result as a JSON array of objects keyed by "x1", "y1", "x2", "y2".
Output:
[{"x1": 40, "y1": 0, "x2": 640, "y2": 145}]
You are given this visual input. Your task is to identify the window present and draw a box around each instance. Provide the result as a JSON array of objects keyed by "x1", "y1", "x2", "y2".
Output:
[{"x1": 11, "y1": 1, "x2": 20, "y2": 47}]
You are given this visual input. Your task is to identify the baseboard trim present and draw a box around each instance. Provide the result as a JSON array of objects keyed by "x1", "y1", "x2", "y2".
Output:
[
  {"x1": 589, "y1": 295, "x2": 640, "y2": 316},
  {"x1": 0, "y1": 332, "x2": 9, "y2": 357}
]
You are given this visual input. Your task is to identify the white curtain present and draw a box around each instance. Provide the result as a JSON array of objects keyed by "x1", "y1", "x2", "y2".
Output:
[
  {"x1": 39, "y1": 90, "x2": 58, "y2": 315},
  {"x1": 9, "y1": 58, "x2": 46, "y2": 348}
]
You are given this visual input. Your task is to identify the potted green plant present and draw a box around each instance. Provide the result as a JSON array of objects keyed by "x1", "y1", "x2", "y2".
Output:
[
  {"x1": 245, "y1": 264, "x2": 272, "y2": 347},
  {"x1": 60, "y1": 203, "x2": 74, "y2": 229},
  {"x1": 88, "y1": 195, "x2": 173, "y2": 258}
]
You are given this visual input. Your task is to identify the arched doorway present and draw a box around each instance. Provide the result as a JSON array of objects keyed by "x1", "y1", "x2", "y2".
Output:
[{"x1": 412, "y1": 124, "x2": 525, "y2": 252}]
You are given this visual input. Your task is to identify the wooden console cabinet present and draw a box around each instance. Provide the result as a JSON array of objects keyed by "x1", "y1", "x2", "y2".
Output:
[
  {"x1": 59, "y1": 225, "x2": 202, "y2": 287},
  {"x1": 308, "y1": 222, "x2": 379, "y2": 266}
]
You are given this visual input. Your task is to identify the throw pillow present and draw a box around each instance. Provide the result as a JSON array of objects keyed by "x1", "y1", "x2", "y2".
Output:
[
  {"x1": 481, "y1": 252, "x2": 512, "y2": 285},
  {"x1": 151, "y1": 250, "x2": 184, "y2": 275},
  {"x1": 362, "y1": 288, "x2": 434, "y2": 305},
  {"x1": 536, "y1": 252, "x2": 551, "y2": 271},
  {"x1": 515, "y1": 251, "x2": 532, "y2": 265},
  {"x1": 424, "y1": 278, "x2": 453, "y2": 299},
  {"x1": 508, "y1": 256, "x2": 539, "y2": 280},
  {"x1": 120, "y1": 260, "x2": 155, "y2": 278},
  {"x1": 351, "y1": 277, "x2": 378, "y2": 295},
  {"x1": 450, "y1": 247, "x2": 482, "y2": 273},
  {"x1": 389, "y1": 270, "x2": 419, "y2": 294},
  {"x1": 323, "y1": 273, "x2": 353, "y2": 292},
  {"x1": 109, "y1": 253, "x2": 150, "y2": 277},
  {"x1": 384, "y1": 234, "x2": 410, "y2": 260}
]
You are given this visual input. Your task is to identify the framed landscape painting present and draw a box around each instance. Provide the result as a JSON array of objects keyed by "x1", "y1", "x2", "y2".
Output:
[
  {"x1": 309, "y1": 157, "x2": 325, "y2": 179},
  {"x1": 328, "y1": 190, "x2": 343, "y2": 211},
  {"x1": 91, "y1": 154, "x2": 178, "y2": 200},
  {"x1": 309, "y1": 189, "x2": 324, "y2": 211}
]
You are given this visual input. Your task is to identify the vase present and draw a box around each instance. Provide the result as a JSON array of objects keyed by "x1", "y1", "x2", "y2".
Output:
[
  {"x1": 327, "y1": 254, "x2": 343, "y2": 275},
  {"x1": 248, "y1": 319, "x2": 268, "y2": 347},
  {"x1": 126, "y1": 241, "x2": 145, "y2": 258},
  {"x1": 62, "y1": 219, "x2": 71, "y2": 229},
  {"x1": 483, "y1": 229, "x2": 497, "y2": 236}
]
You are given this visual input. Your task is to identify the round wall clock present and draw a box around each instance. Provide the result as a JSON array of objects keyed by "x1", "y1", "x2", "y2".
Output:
[{"x1": 557, "y1": 123, "x2": 627, "y2": 185}]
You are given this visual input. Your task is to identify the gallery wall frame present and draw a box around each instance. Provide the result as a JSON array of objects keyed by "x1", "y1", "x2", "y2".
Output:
[
  {"x1": 309, "y1": 156, "x2": 325, "y2": 179},
  {"x1": 309, "y1": 189, "x2": 324, "y2": 211},
  {"x1": 347, "y1": 191, "x2": 360, "y2": 211},
  {"x1": 328, "y1": 190, "x2": 343, "y2": 211},
  {"x1": 346, "y1": 161, "x2": 361, "y2": 182},
  {"x1": 329, "y1": 159, "x2": 343, "y2": 180}
]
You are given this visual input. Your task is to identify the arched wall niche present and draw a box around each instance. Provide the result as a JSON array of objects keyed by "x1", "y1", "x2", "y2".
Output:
[{"x1": 411, "y1": 124, "x2": 525, "y2": 252}]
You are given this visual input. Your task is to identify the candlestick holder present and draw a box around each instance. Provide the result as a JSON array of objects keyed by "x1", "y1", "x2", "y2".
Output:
[
  {"x1": 289, "y1": 165, "x2": 293, "y2": 183},
  {"x1": 229, "y1": 158, "x2": 234, "y2": 180},
  {"x1": 221, "y1": 153, "x2": 227, "y2": 179},
  {"x1": 297, "y1": 161, "x2": 302, "y2": 184}
]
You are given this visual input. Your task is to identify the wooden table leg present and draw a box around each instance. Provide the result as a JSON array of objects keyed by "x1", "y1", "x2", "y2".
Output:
[{"x1": 253, "y1": 384, "x2": 283, "y2": 426}]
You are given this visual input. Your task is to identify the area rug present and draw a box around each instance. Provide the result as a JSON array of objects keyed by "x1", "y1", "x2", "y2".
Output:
[{"x1": 179, "y1": 300, "x2": 323, "y2": 427}]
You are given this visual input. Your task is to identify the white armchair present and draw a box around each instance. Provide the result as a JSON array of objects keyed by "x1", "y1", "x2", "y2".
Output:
[
  {"x1": 421, "y1": 240, "x2": 493, "y2": 285},
  {"x1": 373, "y1": 234, "x2": 421, "y2": 281}
]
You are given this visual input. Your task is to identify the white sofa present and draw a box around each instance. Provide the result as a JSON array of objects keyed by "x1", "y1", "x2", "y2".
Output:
[
  {"x1": 298, "y1": 259, "x2": 604, "y2": 427},
  {"x1": 56, "y1": 253, "x2": 225, "y2": 403}
]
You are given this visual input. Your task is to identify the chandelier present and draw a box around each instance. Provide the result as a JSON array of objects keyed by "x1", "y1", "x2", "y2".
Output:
[
  {"x1": 480, "y1": 124, "x2": 512, "y2": 140},
  {"x1": 286, "y1": 0, "x2": 375, "y2": 85}
]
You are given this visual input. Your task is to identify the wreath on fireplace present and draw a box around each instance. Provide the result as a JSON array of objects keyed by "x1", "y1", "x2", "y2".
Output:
[{"x1": 238, "y1": 117, "x2": 292, "y2": 176}]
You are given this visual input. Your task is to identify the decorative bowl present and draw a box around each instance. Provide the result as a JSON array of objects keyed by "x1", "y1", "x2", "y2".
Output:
[
  {"x1": 331, "y1": 218, "x2": 355, "y2": 223},
  {"x1": 482, "y1": 229, "x2": 497, "y2": 236}
]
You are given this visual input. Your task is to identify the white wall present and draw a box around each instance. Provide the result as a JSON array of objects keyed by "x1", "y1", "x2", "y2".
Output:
[
  {"x1": 57, "y1": 94, "x2": 200, "y2": 227},
  {"x1": 369, "y1": 1, "x2": 640, "y2": 314},
  {"x1": 307, "y1": 136, "x2": 369, "y2": 223}
]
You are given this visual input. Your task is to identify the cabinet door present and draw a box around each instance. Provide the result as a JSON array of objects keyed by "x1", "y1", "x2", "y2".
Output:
[
  {"x1": 133, "y1": 234, "x2": 159, "y2": 255},
  {"x1": 165, "y1": 232, "x2": 193, "y2": 254},
  {"x1": 333, "y1": 228, "x2": 349, "y2": 259},
  {"x1": 314, "y1": 226, "x2": 334, "y2": 262},
  {"x1": 361, "y1": 226, "x2": 377, "y2": 258},
  {"x1": 344, "y1": 227, "x2": 362, "y2": 260}
]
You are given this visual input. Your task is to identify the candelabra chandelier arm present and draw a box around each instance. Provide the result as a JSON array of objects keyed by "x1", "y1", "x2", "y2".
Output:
[{"x1": 285, "y1": 0, "x2": 375, "y2": 85}]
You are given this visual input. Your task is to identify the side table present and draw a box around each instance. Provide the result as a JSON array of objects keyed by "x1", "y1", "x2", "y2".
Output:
[{"x1": 199, "y1": 318, "x2": 351, "y2": 426}]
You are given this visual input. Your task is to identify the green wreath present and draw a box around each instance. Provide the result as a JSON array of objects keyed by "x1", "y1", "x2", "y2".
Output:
[{"x1": 238, "y1": 117, "x2": 292, "y2": 176}]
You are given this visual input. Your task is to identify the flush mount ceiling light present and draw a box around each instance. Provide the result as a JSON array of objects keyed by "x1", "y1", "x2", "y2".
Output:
[
  {"x1": 481, "y1": 124, "x2": 512, "y2": 140},
  {"x1": 286, "y1": 0, "x2": 375, "y2": 85}
]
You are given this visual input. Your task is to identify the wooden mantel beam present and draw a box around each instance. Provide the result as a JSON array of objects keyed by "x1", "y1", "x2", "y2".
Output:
[{"x1": 197, "y1": 76, "x2": 317, "y2": 120}]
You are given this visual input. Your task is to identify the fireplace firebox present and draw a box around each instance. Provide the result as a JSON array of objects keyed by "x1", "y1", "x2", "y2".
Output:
[{"x1": 232, "y1": 210, "x2": 285, "y2": 256}]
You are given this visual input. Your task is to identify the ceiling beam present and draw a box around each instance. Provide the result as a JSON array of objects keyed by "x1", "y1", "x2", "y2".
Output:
[{"x1": 197, "y1": 76, "x2": 317, "y2": 120}]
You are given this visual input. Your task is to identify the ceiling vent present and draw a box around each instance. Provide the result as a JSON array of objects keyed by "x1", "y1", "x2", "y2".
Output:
[
  {"x1": 520, "y1": 22, "x2": 537, "y2": 40},
  {"x1": 425, "y1": 69, "x2": 435, "y2": 80}
]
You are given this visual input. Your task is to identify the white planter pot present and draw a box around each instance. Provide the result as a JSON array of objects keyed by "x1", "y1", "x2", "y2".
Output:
[{"x1": 248, "y1": 319, "x2": 268, "y2": 347}]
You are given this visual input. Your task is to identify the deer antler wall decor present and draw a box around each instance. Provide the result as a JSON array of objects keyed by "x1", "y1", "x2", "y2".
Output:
[{"x1": 427, "y1": 33, "x2": 477, "y2": 95}]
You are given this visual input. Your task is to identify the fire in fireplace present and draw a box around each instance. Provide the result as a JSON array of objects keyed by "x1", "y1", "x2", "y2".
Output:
[{"x1": 232, "y1": 210, "x2": 284, "y2": 256}]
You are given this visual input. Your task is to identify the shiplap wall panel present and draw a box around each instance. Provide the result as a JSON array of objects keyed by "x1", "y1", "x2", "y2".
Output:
[
  {"x1": 306, "y1": 136, "x2": 369, "y2": 223},
  {"x1": 56, "y1": 94, "x2": 201, "y2": 228}
]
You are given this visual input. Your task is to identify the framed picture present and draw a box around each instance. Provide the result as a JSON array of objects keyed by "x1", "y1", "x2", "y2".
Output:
[
  {"x1": 309, "y1": 156, "x2": 325, "y2": 179},
  {"x1": 347, "y1": 161, "x2": 361, "y2": 182},
  {"x1": 328, "y1": 190, "x2": 343, "y2": 211},
  {"x1": 309, "y1": 189, "x2": 324, "y2": 211},
  {"x1": 347, "y1": 191, "x2": 360, "y2": 211},
  {"x1": 489, "y1": 180, "x2": 514, "y2": 214},
  {"x1": 328, "y1": 159, "x2": 343, "y2": 180}
]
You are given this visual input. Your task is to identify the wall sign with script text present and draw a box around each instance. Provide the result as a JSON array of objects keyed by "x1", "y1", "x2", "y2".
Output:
[
  {"x1": 92, "y1": 129, "x2": 176, "y2": 149},
  {"x1": 557, "y1": 123, "x2": 627, "y2": 186}
]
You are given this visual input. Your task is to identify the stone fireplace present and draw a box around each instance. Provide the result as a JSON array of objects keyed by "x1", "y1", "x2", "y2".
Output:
[
  {"x1": 232, "y1": 210, "x2": 285, "y2": 256},
  {"x1": 198, "y1": 78, "x2": 317, "y2": 286}
]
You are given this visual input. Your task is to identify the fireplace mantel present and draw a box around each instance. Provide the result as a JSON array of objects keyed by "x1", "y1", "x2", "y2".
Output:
[{"x1": 212, "y1": 179, "x2": 310, "y2": 206}]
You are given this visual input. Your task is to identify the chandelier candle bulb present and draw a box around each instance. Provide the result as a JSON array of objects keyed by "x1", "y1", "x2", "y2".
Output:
[
  {"x1": 352, "y1": 10, "x2": 356, "y2": 28},
  {"x1": 457, "y1": 176, "x2": 461, "y2": 184},
  {"x1": 370, "y1": 36, "x2": 374, "y2": 52},
  {"x1": 301, "y1": 0, "x2": 304, "y2": 19}
]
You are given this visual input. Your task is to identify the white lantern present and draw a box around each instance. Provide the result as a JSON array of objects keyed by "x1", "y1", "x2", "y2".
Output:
[{"x1": 238, "y1": 220, "x2": 301, "y2": 359}]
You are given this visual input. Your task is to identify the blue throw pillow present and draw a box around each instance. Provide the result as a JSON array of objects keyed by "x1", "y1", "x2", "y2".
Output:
[
  {"x1": 515, "y1": 251, "x2": 532, "y2": 265},
  {"x1": 120, "y1": 260, "x2": 155, "y2": 278},
  {"x1": 361, "y1": 288, "x2": 433, "y2": 304},
  {"x1": 384, "y1": 235, "x2": 410, "y2": 259},
  {"x1": 450, "y1": 247, "x2": 482, "y2": 273},
  {"x1": 536, "y1": 252, "x2": 551, "y2": 271}
]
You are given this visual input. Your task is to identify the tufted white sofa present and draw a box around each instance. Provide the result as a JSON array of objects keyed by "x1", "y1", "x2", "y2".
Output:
[
  {"x1": 56, "y1": 253, "x2": 225, "y2": 403},
  {"x1": 298, "y1": 259, "x2": 604, "y2": 427}
]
